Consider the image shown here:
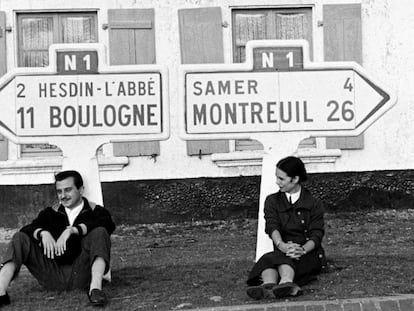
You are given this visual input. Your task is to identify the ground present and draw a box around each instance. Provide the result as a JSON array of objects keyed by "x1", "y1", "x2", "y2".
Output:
[{"x1": 0, "y1": 208, "x2": 413, "y2": 311}]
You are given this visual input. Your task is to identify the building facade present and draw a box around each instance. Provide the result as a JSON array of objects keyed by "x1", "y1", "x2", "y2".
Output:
[{"x1": 0, "y1": 0, "x2": 411, "y2": 188}]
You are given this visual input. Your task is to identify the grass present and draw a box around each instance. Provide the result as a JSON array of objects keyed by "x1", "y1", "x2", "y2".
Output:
[{"x1": 1, "y1": 208, "x2": 414, "y2": 310}]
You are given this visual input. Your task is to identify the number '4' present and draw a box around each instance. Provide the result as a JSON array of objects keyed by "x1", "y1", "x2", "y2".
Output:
[{"x1": 344, "y1": 77, "x2": 353, "y2": 92}]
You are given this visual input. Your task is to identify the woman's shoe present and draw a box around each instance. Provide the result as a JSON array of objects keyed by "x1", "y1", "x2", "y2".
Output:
[
  {"x1": 272, "y1": 282, "x2": 301, "y2": 298},
  {"x1": 246, "y1": 283, "x2": 276, "y2": 300}
]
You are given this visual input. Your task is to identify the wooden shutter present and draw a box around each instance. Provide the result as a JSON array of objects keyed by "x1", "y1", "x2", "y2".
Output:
[
  {"x1": 108, "y1": 9, "x2": 160, "y2": 157},
  {"x1": 324, "y1": 4, "x2": 364, "y2": 150},
  {"x1": 0, "y1": 12, "x2": 8, "y2": 160},
  {"x1": 178, "y1": 7, "x2": 229, "y2": 156}
]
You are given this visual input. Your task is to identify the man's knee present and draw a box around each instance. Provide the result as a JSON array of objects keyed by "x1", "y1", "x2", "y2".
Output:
[
  {"x1": 11, "y1": 232, "x2": 31, "y2": 247},
  {"x1": 83, "y1": 227, "x2": 111, "y2": 249},
  {"x1": 2, "y1": 232, "x2": 33, "y2": 276},
  {"x1": 79, "y1": 227, "x2": 111, "y2": 268},
  {"x1": 88, "y1": 227, "x2": 110, "y2": 240}
]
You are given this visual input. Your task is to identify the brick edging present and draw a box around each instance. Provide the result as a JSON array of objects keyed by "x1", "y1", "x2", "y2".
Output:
[{"x1": 185, "y1": 295, "x2": 414, "y2": 311}]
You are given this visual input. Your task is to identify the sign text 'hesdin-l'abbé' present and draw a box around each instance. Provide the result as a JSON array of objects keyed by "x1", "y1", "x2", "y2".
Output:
[{"x1": 0, "y1": 47, "x2": 165, "y2": 138}]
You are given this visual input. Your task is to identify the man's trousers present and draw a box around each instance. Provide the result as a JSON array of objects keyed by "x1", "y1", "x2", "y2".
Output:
[{"x1": 1, "y1": 227, "x2": 111, "y2": 291}]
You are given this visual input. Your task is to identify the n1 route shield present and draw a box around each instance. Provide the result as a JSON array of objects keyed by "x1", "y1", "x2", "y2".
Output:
[
  {"x1": 0, "y1": 43, "x2": 169, "y2": 145},
  {"x1": 180, "y1": 40, "x2": 396, "y2": 141}
]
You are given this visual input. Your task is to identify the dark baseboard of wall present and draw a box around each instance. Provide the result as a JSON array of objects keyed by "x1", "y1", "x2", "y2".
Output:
[{"x1": 0, "y1": 170, "x2": 413, "y2": 228}]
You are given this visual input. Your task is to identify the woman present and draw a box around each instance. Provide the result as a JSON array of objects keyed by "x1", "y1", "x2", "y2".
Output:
[{"x1": 246, "y1": 156, "x2": 326, "y2": 299}]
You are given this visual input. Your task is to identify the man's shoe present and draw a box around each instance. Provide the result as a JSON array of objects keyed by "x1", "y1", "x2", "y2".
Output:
[
  {"x1": 88, "y1": 289, "x2": 107, "y2": 307},
  {"x1": 246, "y1": 283, "x2": 276, "y2": 300},
  {"x1": 0, "y1": 292, "x2": 10, "y2": 307}
]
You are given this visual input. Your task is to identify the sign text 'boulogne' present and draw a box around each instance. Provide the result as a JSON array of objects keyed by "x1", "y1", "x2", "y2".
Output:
[
  {"x1": 15, "y1": 73, "x2": 161, "y2": 136},
  {"x1": 0, "y1": 45, "x2": 166, "y2": 139}
]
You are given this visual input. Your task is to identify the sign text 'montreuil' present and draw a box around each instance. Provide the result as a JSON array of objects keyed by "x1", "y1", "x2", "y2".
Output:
[{"x1": 185, "y1": 71, "x2": 360, "y2": 133}]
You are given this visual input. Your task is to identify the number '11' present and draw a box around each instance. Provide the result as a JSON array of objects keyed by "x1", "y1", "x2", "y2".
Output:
[{"x1": 17, "y1": 107, "x2": 34, "y2": 128}]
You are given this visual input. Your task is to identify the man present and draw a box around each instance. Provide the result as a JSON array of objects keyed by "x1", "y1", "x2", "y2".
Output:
[{"x1": 0, "y1": 170, "x2": 116, "y2": 307}]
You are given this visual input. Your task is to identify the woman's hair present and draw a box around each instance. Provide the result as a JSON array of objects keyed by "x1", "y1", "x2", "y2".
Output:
[{"x1": 276, "y1": 156, "x2": 308, "y2": 182}]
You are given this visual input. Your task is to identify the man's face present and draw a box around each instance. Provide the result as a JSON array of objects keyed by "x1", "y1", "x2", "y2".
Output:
[
  {"x1": 56, "y1": 177, "x2": 84, "y2": 209},
  {"x1": 276, "y1": 168, "x2": 299, "y2": 193}
]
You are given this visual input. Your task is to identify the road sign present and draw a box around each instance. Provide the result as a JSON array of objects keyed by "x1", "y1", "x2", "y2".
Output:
[
  {"x1": 179, "y1": 40, "x2": 397, "y2": 261},
  {"x1": 0, "y1": 43, "x2": 169, "y2": 205},
  {"x1": 0, "y1": 43, "x2": 169, "y2": 144},
  {"x1": 180, "y1": 40, "x2": 395, "y2": 140}
]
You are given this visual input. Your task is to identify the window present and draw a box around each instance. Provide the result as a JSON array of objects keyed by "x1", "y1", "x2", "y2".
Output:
[
  {"x1": 16, "y1": 12, "x2": 98, "y2": 157},
  {"x1": 18, "y1": 12, "x2": 97, "y2": 67},
  {"x1": 232, "y1": 7, "x2": 314, "y2": 151}
]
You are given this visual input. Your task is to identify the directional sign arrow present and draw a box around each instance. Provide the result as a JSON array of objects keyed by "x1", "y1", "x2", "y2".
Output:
[
  {"x1": 0, "y1": 43, "x2": 169, "y2": 145},
  {"x1": 179, "y1": 40, "x2": 396, "y2": 140}
]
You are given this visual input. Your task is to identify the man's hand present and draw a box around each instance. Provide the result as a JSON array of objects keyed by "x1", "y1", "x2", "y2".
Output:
[
  {"x1": 40, "y1": 231, "x2": 57, "y2": 259},
  {"x1": 55, "y1": 227, "x2": 76, "y2": 256}
]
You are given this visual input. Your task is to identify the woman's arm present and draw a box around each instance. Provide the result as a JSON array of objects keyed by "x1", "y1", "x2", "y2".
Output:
[
  {"x1": 308, "y1": 200, "x2": 325, "y2": 249},
  {"x1": 271, "y1": 229, "x2": 298, "y2": 254}
]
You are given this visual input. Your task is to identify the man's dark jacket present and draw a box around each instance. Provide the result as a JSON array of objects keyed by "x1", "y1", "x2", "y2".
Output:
[{"x1": 20, "y1": 198, "x2": 116, "y2": 265}]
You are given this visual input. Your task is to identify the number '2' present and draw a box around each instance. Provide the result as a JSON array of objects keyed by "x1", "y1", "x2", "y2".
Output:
[{"x1": 17, "y1": 83, "x2": 26, "y2": 98}]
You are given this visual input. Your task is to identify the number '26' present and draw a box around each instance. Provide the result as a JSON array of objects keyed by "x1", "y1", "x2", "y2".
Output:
[{"x1": 327, "y1": 100, "x2": 354, "y2": 122}]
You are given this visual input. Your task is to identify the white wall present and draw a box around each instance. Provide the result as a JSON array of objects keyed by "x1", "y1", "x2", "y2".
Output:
[
  {"x1": 334, "y1": 0, "x2": 414, "y2": 171},
  {"x1": 0, "y1": 0, "x2": 412, "y2": 185}
]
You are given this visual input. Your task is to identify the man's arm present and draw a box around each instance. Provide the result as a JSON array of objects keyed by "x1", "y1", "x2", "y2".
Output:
[
  {"x1": 20, "y1": 208, "x2": 51, "y2": 241},
  {"x1": 55, "y1": 226, "x2": 80, "y2": 256},
  {"x1": 76, "y1": 205, "x2": 116, "y2": 237},
  {"x1": 19, "y1": 208, "x2": 60, "y2": 258}
]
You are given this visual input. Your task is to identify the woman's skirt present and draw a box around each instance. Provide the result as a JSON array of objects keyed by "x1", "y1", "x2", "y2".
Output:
[{"x1": 247, "y1": 247, "x2": 326, "y2": 287}]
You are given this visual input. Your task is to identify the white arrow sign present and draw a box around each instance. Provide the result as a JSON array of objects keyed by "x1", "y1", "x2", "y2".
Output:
[
  {"x1": 186, "y1": 70, "x2": 388, "y2": 134},
  {"x1": 0, "y1": 44, "x2": 169, "y2": 144},
  {"x1": 180, "y1": 40, "x2": 395, "y2": 140}
]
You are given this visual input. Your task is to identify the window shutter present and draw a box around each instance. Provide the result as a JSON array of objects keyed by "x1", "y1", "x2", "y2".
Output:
[
  {"x1": 178, "y1": 7, "x2": 229, "y2": 156},
  {"x1": 323, "y1": 4, "x2": 364, "y2": 150},
  {"x1": 0, "y1": 11, "x2": 8, "y2": 160},
  {"x1": 108, "y1": 9, "x2": 160, "y2": 157}
]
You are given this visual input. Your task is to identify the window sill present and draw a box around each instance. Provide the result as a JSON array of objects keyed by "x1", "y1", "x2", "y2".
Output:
[
  {"x1": 211, "y1": 150, "x2": 265, "y2": 167},
  {"x1": 0, "y1": 155, "x2": 129, "y2": 175},
  {"x1": 211, "y1": 148, "x2": 341, "y2": 168}
]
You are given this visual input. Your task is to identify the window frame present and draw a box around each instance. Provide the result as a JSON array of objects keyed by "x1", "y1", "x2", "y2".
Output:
[
  {"x1": 15, "y1": 11, "x2": 98, "y2": 157},
  {"x1": 17, "y1": 11, "x2": 98, "y2": 68},
  {"x1": 232, "y1": 7, "x2": 313, "y2": 64}
]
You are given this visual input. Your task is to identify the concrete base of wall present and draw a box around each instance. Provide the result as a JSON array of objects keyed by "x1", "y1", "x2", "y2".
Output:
[{"x1": 0, "y1": 169, "x2": 413, "y2": 228}]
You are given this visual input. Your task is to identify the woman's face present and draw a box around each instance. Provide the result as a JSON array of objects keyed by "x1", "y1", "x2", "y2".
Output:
[{"x1": 276, "y1": 167, "x2": 300, "y2": 193}]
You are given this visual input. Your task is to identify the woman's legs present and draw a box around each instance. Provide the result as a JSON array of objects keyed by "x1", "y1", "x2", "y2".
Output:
[
  {"x1": 273, "y1": 264, "x2": 301, "y2": 297},
  {"x1": 278, "y1": 264, "x2": 294, "y2": 284},
  {"x1": 261, "y1": 268, "x2": 278, "y2": 284}
]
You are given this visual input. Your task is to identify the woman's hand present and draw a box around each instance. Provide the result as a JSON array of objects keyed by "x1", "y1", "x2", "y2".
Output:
[
  {"x1": 278, "y1": 241, "x2": 290, "y2": 254},
  {"x1": 285, "y1": 242, "x2": 305, "y2": 259}
]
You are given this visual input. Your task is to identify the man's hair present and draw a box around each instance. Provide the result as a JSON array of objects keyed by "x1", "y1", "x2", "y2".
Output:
[
  {"x1": 54, "y1": 170, "x2": 84, "y2": 189},
  {"x1": 276, "y1": 156, "x2": 308, "y2": 183}
]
